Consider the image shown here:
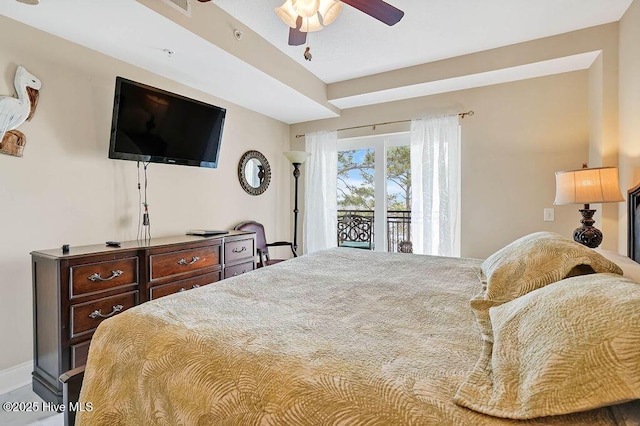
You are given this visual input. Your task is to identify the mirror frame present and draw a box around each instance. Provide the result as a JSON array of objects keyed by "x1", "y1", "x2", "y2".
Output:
[{"x1": 238, "y1": 150, "x2": 271, "y2": 196}]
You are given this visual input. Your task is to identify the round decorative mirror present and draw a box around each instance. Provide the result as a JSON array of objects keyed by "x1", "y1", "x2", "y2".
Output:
[{"x1": 238, "y1": 150, "x2": 271, "y2": 196}]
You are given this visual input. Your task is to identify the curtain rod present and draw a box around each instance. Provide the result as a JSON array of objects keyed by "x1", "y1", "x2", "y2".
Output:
[{"x1": 294, "y1": 110, "x2": 474, "y2": 139}]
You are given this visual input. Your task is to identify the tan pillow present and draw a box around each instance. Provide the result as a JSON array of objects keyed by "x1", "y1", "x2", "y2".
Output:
[
  {"x1": 481, "y1": 231, "x2": 623, "y2": 304},
  {"x1": 471, "y1": 232, "x2": 623, "y2": 344},
  {"x1": 455, "y1": 273, "x2": 640, "y2": 419}
]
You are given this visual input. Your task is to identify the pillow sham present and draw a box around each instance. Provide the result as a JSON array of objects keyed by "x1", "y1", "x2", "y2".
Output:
[
  {"x1": 471, "y1": 232, "x2": 623, "y2": 344},
  {"x1": 455, "y1": 273, "x2": 640, "y2": 419},
  {"x1": 481, "y1": 231, "x2": 623, "y2": 304}
]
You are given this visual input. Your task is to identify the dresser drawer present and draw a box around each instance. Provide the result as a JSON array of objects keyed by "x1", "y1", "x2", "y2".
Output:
[
  {"x1": 225, "y1": 238, "x2": 254, "y2": 264},
  {"x1": 149, "y1": 272, "x2": 221, "y2": 300},
  {"x1": 150, "y1": 245, "x2": 220, "y2": 281},
  {"x1": 70, "y1": 290, "x2": 138, "y2": 339},
  {"x1": 71, "y1": 341, "x2": 91, "y2": 369},
  {"x1": 70, "y1": 257, "x2": 138, "y2": 299},
  {"x1": 224, "y1": 260, "x2": 254, "y2": 279}
]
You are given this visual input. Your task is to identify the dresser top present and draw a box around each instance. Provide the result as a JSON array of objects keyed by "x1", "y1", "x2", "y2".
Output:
[{"x1": 31, "y1": 230, "x2": 255, "y2": 260}]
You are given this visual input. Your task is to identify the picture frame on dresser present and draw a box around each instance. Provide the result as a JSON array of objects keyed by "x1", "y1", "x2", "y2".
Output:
[{"x1": 31, "y1": 231, "x2": 256, "y2": 405}]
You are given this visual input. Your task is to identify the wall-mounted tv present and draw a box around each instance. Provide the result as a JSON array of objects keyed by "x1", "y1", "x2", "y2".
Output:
[{"x1": 108, "y1": 77, "x2": 226, "y2": 168}]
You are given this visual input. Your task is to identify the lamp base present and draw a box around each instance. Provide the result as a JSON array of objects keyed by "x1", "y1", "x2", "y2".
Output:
[{"x1": 573, "y1": 208, "x2": 602, "y2": 248}]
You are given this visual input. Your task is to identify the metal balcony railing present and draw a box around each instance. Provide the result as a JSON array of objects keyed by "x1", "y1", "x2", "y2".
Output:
[{"x1": 337, "y1": 209, "x2": 412, "y2": 253}]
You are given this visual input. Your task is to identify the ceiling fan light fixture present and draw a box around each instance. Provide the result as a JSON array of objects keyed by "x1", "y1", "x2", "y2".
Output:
[
  {"x1": 275, "y1": 0, "x2": 298, "y2": 28},
  {"x1": 291, "y1": 0, "x2": 320, "y2": 18},
  {"x1": 300, "y1": 14, "x2": 323, "y2": 32},
  {"x1": 318, "y1": 0, "x2": 342, "y2": 26},
  {"x1": 282, "y1": 0, "x2": 404, "y2": 46}
]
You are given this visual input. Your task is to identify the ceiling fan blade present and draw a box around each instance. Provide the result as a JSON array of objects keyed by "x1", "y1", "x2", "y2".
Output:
[
  {"x1": 288, "y1": 16, "x2": 307, "y2": 46},
  {"x1": 341, "y1": 0, "x2": 404, "y2": 26}
]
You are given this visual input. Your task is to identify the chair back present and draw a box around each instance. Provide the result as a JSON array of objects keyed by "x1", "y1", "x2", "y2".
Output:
[
  {"x1": 337, "y1": 213, "x2": 374, "y2": 249},
  {"x1": 234, "y1": 220, "x2": 268, "y2": 253}
]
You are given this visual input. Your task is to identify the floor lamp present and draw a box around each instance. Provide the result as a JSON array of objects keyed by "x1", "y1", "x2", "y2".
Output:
[{"x1": 284, "y1": 151, "x2": 310, "y2": 253}]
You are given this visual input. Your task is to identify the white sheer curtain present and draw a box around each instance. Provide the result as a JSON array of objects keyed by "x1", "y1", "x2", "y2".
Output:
[
  {"x1": 303, "y1": 130, "x2": 338, "y2": 253},
  {"x1": 410, "y1": 115, "x2": 461, "y2": 256}
]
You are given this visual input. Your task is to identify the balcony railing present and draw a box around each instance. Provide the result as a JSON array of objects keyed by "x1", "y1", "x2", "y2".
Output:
[{"x1": 337, "y1": 209, "x2": 412, "y2": 253}]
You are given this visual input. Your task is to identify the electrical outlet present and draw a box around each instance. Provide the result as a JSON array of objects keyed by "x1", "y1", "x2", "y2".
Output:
[{"x1": 544, "y1": 208, "x2": 555, "y2": 222}]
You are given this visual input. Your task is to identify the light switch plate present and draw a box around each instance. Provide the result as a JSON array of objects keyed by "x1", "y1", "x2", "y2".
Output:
[{"x1": 544, "y1": 208, "x2": 555, "y2": 222}]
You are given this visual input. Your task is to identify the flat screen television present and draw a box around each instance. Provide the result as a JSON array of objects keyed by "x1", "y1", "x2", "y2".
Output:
[{"x1": 108, "y1": 77, "x2": 226, "y2": 168}]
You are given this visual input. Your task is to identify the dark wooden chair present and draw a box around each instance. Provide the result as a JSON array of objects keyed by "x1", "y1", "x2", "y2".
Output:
[
  {"x1": 337, "y1": 213, "x2": 374, "y2": 250},
  {"x1": 234, "y1": 221, "x2": 297, "y2": 268}
]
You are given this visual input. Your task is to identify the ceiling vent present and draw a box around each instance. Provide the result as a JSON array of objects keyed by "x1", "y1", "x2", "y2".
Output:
[{"x1": 161, "y1": 0, "x2": 191, "y2": 16}]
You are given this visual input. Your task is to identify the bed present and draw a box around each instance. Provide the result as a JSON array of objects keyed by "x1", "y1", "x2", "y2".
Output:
[{"x1": 74, "y1": 234, "x2": 640, "y2": 424}]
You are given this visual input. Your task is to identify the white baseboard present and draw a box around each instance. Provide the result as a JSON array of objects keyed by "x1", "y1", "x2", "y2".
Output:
[{"x1": 0, "y1": 360, "x2": 32, "y2": 396}]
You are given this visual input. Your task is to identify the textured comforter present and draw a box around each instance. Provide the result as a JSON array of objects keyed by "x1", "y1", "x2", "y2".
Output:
[{"x1": 77, "y1": 248, "x2": 630, "y2": 425}]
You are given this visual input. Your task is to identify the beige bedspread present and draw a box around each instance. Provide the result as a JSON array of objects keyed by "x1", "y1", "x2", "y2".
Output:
[{"x1": 77, "y1": 248, "x2": 629, "y2": 425}]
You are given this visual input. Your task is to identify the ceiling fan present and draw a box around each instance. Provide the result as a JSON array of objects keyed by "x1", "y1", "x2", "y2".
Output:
[{"x1": 197, "y1": 0, "x2": 404, "y2": 46}]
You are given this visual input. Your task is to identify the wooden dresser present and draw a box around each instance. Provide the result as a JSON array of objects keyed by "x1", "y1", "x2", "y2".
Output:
[{"x1": 31, "y1": 231, "x2": 256, "y2": 404}]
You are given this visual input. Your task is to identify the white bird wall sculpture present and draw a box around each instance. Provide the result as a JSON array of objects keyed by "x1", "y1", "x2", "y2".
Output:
[{"x1": 0, "y1": 65, "x2": 41, "y2": 157}]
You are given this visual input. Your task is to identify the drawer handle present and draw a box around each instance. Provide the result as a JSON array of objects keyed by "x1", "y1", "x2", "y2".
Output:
[
  {"x1": 177, "y1": 256, "x2": 200, "y2": 266},
  {"x1": 179, "y1": 285, "x2": 200, "y2": 293},
  {"x1": 88, "y1": 304, "x2": 123, "y2": 319},
  {"x1": 179, "y1": 287, "x2": 186, "y2": 292},
  {"x1": 232, "y1": 270, "x2": 248, "y2": 277},
  {"x1": 232, "y1": 246, "x2": 247, "y2": 254},
  {"x1": 87, "y1": 270, "x2": 123, "y2": 282}
]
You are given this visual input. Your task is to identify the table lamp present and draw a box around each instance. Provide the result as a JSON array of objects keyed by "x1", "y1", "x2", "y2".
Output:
[{"x1": 554, "y1": 165, "x2": 624, "y2": 248}]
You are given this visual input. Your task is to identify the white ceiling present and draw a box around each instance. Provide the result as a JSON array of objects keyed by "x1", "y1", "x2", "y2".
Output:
[
  {"x1": 0, "y1": 0, "x2": 634, "y2": 124},
  {"x1": 215, "y1": 0, "x2": 632, "y2": 84},
  {"x1": 329, "y1": 51, "x2": 602, "y2": 109}
]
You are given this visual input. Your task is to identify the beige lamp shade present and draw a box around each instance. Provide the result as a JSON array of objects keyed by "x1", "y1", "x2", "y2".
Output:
[
  {"x1": 284, "y1": 151, "x2": 310, "y2": 164},
  {"x1": 554, "y1": 166, "x2": 624, "y2": 205},
  {"x1": 275, "y1": 0, "x2": 299, "y2": 28},
  {"x1": 291, "y1": 0, "x2": 320, "y2": 18},
  {"x1": 319, "y1": 0, "x2": 342, "y2": 26}
]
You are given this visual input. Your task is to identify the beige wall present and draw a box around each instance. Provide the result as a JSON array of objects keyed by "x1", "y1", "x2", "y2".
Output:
[
  {"x1": 292, "y1": 72, "x2": 590, "y2": 259},
  {"x1": 0, "y1": 16, "x2": 291, "y2": 372},
  {"x1": 587, "y1": 25, "x2": 620, "y2": 252},
  {"x1": 618, "y1": 0, "x2": 640, "y2": 253}
]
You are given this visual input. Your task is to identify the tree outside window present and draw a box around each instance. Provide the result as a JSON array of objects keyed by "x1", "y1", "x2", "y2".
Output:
[{"x1": 337, "y1": 146, "x2": 411, "y2": 211}]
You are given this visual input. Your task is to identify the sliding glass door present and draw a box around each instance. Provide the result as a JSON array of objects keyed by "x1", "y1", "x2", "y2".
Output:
[{"x1": 337, "y1": 133, "x2": 410, "y2": 252}]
